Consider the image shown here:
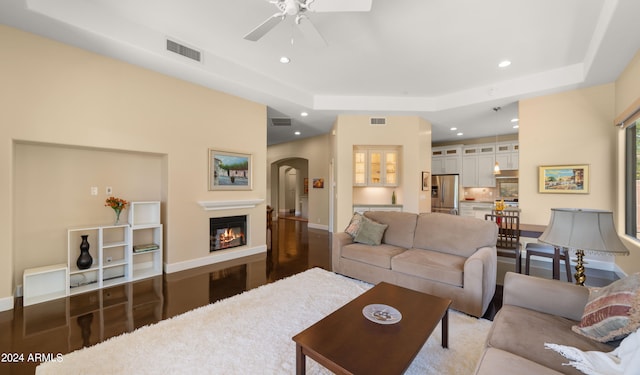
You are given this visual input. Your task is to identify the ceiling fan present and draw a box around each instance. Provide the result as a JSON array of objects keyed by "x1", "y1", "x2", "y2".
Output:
[{"x1": 243, "y1": 0, "x2": 372, "y2": 45}]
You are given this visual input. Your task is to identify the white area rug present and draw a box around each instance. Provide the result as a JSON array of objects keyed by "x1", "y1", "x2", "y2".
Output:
[{"x1": 37, "y1": 268, "x2": 491, "y2": 374}]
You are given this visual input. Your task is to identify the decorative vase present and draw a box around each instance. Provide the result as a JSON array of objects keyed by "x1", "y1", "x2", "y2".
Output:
[
  {"x1": 76, "y1": 235, "x2": 93, "y2": 270},
  {"x1": 391, "y1": 190, "x2": 397, "y2": 205},
  {"x1": 113, "y1": 207, "x2": 122, "y2": 225}
]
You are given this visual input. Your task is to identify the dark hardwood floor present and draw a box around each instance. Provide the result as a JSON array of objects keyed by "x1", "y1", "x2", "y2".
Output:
[{"x1": 0, "y1": 215, "x2": 618, "y2": 374}]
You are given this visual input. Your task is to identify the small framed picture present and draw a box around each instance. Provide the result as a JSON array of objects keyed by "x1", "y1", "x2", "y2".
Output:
[
  {"x1": 421, "y1": 172, "x2": 430, "y2": 191},
  {"x1": 538, "y1": 164, "x2": 589, "y2": 194},
  {"x1": 313, "y1": 178, "x2": 324, "y2": 189},
  {"x1": 209, "y1": 150, "x2": 252, "y2": 190}
]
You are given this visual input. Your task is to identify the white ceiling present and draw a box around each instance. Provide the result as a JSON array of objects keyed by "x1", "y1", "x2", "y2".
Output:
[{"x1": 2, "y1": 0, "x2": 639, "y2": 145}]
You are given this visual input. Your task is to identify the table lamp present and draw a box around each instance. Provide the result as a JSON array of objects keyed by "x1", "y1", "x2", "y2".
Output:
[{"x1": 538, "y1": 208, "x2": 629, "y2": 286}]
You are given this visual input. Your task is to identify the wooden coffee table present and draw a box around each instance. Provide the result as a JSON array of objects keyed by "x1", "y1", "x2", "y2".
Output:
[{"x1": 292, "y1": 282, "x2": 452, "y2": 375}]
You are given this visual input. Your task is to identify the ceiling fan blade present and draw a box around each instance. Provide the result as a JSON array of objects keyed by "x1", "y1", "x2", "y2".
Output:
[
  {"x1": 243, "y1": 14, "x2": 284, "y2": 41},
  {"x1": 306, "y1": 0, "x2": 372, "y2": 12},
  {"x1": 296, "y1": 15, "x2": 327, "y2": 46}
]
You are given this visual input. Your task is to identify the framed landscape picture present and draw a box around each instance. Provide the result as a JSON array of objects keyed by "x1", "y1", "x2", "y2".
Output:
[
  {"x1": 209, "y1": 150, "x2": 252, "y2": 190},
  {"x1": 538, "y1": 164, "x2": 589, "y2": 194}
]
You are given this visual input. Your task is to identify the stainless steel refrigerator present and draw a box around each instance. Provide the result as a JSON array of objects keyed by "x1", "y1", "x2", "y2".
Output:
[{"x1": 431, "y1": 174, "x2": 460, "y2": 215}]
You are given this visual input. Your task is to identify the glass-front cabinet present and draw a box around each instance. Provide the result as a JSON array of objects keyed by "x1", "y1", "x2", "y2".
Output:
[
  {"x1": 353, "y1": 150, "x2": 367, "y2": 186},
  {"x1": 353, "y1": 147, "x2": 399, "y2": 187}
]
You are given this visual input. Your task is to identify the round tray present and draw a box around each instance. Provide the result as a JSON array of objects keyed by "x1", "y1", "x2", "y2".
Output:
[{"x1": 362, "y1": 304, "x2": 402, "y2": 324}]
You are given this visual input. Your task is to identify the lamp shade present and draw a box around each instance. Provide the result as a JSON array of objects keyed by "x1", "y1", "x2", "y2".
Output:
[{"x1": 538, "y1": 208, "x2": 629, "y2": 255}]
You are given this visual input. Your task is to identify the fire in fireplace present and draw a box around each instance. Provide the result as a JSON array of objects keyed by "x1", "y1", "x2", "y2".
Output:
[{"x1": 210, "y1": 215, "x2": 247, "y2": 252}]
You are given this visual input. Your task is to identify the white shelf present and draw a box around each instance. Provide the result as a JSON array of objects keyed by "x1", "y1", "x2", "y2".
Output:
[
  {"x1": 23, "y1": 264, "x2": 68, "y2": 306},
  {"x1": 129, "y1": 201, "x2": 161, "y2": 226},
  {"x1": 62, "y1": 201, "x2": 163, "y2": 299}
]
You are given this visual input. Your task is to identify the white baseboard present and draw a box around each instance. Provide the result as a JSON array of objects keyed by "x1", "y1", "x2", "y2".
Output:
[
  {"x1": 307, "y1": 223, "x2": 329, "y2": 231},
  {"x1": 164, "y1": 245, "x2": 267, "y2": 274},
  {"x1": 0, "y1": 296, "x2": 14, "y2": 312}
]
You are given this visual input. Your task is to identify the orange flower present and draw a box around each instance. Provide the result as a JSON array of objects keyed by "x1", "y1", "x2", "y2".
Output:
[{"x1": 105, "y1": 196, "x2": 129, "y2": 210}]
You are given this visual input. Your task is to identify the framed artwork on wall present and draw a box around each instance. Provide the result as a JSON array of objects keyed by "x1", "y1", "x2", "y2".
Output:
[
  {"x1": 422, "y1": 171, "x2": 430, "y2": 191},
  {"x1": 538, "y1": 164, "x2": 589, "y2": 194},
  {"x1": 313, "y1": 178, "x2": 324, "y2": 189},
  {"x1": 208, "y1": 149, "x2": 252, "y2": 190}
]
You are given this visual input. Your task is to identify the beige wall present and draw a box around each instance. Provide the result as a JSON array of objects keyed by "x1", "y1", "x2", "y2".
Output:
[
  {"x1": 333, "y1": 115, "x2": 432, "y2": 232},
  {"x1": 13, "y1": 143, "x2": 164, "y2": 287},
  {"x1": 0, "y1": 26, "x2": 266, "y2": 309},
  {"x1": 267, "y1": 134, "x2": 331, "y2": 228},
  {"x1": 519, "y1": 83, "x2": 621, "y2": 271},
  {"x1": 615, "y1": 50, "x2": 640, "y2": 275}
]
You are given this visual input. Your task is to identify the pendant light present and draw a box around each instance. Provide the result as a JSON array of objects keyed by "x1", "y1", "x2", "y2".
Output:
[
  {"x1": 493, "y1": 133, "x2": 501, "y2": 175},
  {"x1": 493, "y1": 107, "x2": 501, "y2": 175}
]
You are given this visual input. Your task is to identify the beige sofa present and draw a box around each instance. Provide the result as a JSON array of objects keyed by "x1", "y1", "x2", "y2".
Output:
[
  {"x1": 332, "y1": 211, "x2": 498, "y2": 317},
  {"x1": 474, "y1": 272, "x2": 616, "y2": 375}
]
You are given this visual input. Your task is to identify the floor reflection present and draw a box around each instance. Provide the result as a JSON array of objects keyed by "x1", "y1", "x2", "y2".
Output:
[{"x1": 0, "y1": 217, "x2": 330, "y2": 375}]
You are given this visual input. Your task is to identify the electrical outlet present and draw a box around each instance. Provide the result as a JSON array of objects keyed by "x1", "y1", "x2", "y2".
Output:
[
  {"x1": 90, "y1": 186, "x2": 98, "y2": 196},
  {"x1": 106, "y1": 186, "x2": 113, "y2": 195}
]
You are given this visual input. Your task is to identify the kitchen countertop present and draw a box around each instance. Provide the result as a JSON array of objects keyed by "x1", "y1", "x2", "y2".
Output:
[{"x1": 353, "y1": 204, "x2": 403, "y2": 207}]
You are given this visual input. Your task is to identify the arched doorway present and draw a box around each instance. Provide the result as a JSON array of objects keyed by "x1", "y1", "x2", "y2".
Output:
[{"x1": 270, "y1": 157, "x2": 309, "y2": 219}]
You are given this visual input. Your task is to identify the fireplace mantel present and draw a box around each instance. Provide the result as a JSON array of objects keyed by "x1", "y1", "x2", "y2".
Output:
[{"x1": 197, "y1": 199, "x2": 264, "y2": 211}]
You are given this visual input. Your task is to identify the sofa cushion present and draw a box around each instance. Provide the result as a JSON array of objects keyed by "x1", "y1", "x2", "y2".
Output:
[
  {"x1": 488, "y1": 305, "x2": 615, "y2": 375},
  {"x1": 572, "y1": 272, "x2": 640, "y2": 343},
  {"x1": 474, "y1": 348, "x2": 563, "y2": 375},
  {"x1": 363, "y1": 211, "x2": 418, "y2": 249},
  {"x1": 353, "y1": 216, "x2": 388, "y2": 245},
  {"x1": 344, "y1": 212, "x2": 364, "y2": 238},
  {"x1": 413, "y1": 213, "x2": 497, "y2": 257},
  {"x1": 341, "y1": 243, "x2": 406, "y2": 269},
  {"x1": 391, "y1": 249, "x2": 465, "y2": 287}
]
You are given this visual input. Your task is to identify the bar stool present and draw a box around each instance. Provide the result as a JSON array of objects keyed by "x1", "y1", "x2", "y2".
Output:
[{"x1": 525, "y1": 243, "x2": 572, "y2": 282}]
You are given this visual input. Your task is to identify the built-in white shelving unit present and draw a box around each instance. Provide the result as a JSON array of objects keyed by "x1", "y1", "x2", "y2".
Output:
[
  {"x1": 22, "y1": 201, "x2": 163, "y2": 305},
  {"x1": 64, "y1": 201, "x2": 162, "y2": 296}
]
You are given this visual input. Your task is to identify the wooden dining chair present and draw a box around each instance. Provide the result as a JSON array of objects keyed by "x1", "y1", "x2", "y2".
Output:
[{"x1": 485, "y1": 213, "x2": 521, "y2": 273}]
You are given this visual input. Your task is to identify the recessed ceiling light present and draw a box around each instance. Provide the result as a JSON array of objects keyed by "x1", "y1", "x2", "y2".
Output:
[
  {"x1": 301, "y1": 112, "x2": 308, "y2": 117},
  {"x1": 456, "y1": 132, "x2": 464, "y2": 136},
  {"x1": 498, "y1": 60, "x2": 511, "y2": 68},
  {"x1": 450, "y1": 127, "x2": 457, "y2": 131},
  {"x1": 513, "y1": 125, "x2": 519, "y2": 129},
  {"x1": 511, "y1": 118, "x2": 519, "y2": 123},
  {"x1": 280, "y1": 56, "x2": 290, "y2": 64},
  {"x1": 294, "y1": 131, "x2": 301, "y2": 135}
]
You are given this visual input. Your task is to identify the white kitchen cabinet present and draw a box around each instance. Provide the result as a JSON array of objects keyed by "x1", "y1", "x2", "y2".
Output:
[
  {"x1": 495, "y1": 142, "x2": 519, "y2": 170},
  {"x1": 353, "y1": 150, "x2": 367, "y2": 186},
  {"x1": 432, "y1": 146, "x2": 462, "y2": 174},
  {"x1": 462, "y1": 145, "x2": 496, "y2": 187},
  {"x1": 459, "y1": 202, "x2": 494, "y2": 219},
  {"x1": 353, "y1": 147, "x2": 399, "y2": 186}
]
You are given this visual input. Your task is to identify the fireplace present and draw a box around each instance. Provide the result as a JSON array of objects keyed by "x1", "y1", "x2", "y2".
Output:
[{"x1": 210, "y1": 215, "x2": 247, "y2": 252}]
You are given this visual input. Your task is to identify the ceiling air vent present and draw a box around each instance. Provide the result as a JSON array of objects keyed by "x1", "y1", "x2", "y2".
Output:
[
  {"x1": 166, "y1": 39, "x2": 202, "y2": 62},
  {"x1": 370, "y1": 117, "x2": 387, "y2": 126},
  {"x1": 271, "y1": 118, "x2": 292, "y2": 126}
]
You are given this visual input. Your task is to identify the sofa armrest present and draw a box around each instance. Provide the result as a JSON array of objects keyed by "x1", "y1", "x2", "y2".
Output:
[
  {"x1": 332, "y1": 232, "x2": 354, "y2": 271},
  {"x1": 463, "y1": 246, "x2": 497, "y2": 317},
  {"x1": 503, "y1": 272, "x2": 589, "y2": 321}
]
